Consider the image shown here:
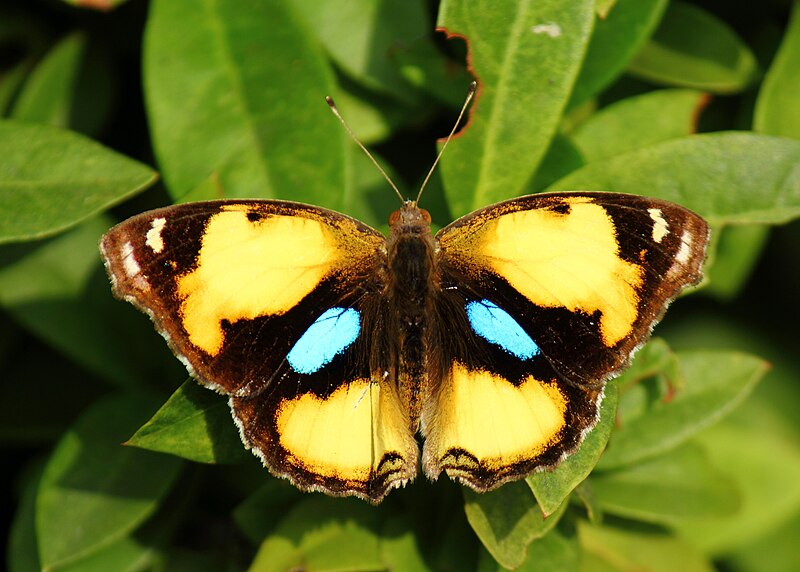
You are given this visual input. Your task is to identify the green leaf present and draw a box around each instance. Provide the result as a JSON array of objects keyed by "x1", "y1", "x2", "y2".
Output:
[
  {"x1": 11, "y1": 33, "x2": 86, "y2": 127},
  {"x1": 248, "y1": 497, "x2": 383, "y2": 572},
  {"x1": 0, "y1": 337, "x2": 104, "y2": 445},
  {"x1": 673, "y1": 409, "x2": 800, "y2": 554},
  {"x1": 546, "y1": 132, "x2": 800, "y2": 227},
  {"x1": 0, "y1": 215, "x2": 179, "y2": 389},
  {"x1": 703, "y1": 224, "x2": 770, "y2": 300},
  {"x1": 290, "y1": 0, "x2": 429, "y2": 100},
  {"x1": 569, "y1": 0, "x2": 667, "y2": 108},
  {"x1": 36, "y1": 394, "x2": 183, "y2": 570},
  {"x1": 0, "y1": 60, "x2": 33, "y2": 116},
  {"x1": 527, "y1": 381, "x2": 618, "y2": 516},
  {"x1": 48, "y1": 536, "x2": 162, "y2": 572},
  {"x1": 477, "y1": 526, "x2": 579, "y2": 572},
  {"x1": 615, "y1": 338, "x2": 678, "y2": 391},
  {"x1": 530, "y1": 134, "x2": 585, "y2": 193},
  {"x1": 612, "y1": 339, "x2": 681, "y2": 427},
  {"x1": 627, "y1": 1, "x2": 759, "y2": 93},
  {"x1": 7, "y1": 461, "x2": 43, "y2": 572},
  {"x1": 464, "y1": 480, "x2": 566, "y2": 570},
  {"x1": 578, "y1": 520, "x2": 714, "y2": 572},
  {"x1": 595, "y1": 0, "x2": 618, "y2": 20},
  {"x1": 0, "y1": 121, "x2": 157, "y2": 243},
  {"x1": 233, "y1": 480, "x2": 305, "y2": 544},
  {"x1": 590, "y1": 442, "x2": 739, "y2": 525},
  {"x1": 571, "y1": 89, "x2": 708, "y2": 162},
  {"x1": 127, "y1": 380, "x2": 248, "y2": 465},
  {"x1": 392, "y1": 39, "x2": 475, "y2": 109},
  {"x1": 598, "y1": 350, "x2": 766, "y2": 470},
  {"x1": 754, "y1": 1, "x2": 800, "y2": 138},
  {"x1": 379, "y1": 514, "x2": 430, "y2": 572},
  {"x1": 144, "y1": 0, "x2": 347, "y2": 208},
  {"x1": 729, "y1": 513, "x2": 800, "y2": 572},
  {"x1": 437, "y1": 0, "x2": 595, "y2": 215}
]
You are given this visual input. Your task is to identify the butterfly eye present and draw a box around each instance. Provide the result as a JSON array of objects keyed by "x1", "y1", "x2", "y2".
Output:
[
  {"x1": 420, "y1": 209, "x2": 432, "y2": 224},
  {"x1": 389, "y1": 210, "x2": 401, "y2": 226}
]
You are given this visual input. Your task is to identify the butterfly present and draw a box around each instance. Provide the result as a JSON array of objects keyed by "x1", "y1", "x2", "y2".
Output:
[{"x1": 100, "y1": 188, "x2": 708, "y2": 503}]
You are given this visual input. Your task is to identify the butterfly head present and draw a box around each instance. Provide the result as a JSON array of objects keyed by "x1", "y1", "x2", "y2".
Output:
[{"x1": 389, "y1": 201, "x2": 432, "y2": 237}]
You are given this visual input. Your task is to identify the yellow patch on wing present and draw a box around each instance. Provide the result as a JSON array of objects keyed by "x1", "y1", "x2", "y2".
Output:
[
  {"x1": 176, "y1": 205, "x2": 355, "y2": 355},
  {"x1": 426, "y1": 362, "x2": 567, "y2": 469},
  {"x1": 445, "y1": 197, "x2": 643, "y2": 346},
  {"x1": 276, "y1": 378, "x2": 416, "y2": 482}
]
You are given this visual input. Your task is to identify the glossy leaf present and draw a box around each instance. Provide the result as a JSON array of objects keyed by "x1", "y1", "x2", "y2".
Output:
[
  {"x1": 703, "y1": 224, "x2": 770, "y2": 300},
  {"x1": 730, "y1": 514, "x2": 800, "y2": 572},
  {"x1": 546, "y1": 132, "x2": 800, "y2": 227},
  {"x1": 569, "y1": 0, "x2": 667, "y2": 108},
  {"x1": 437, "y1": 0, "x2": 595, "y2": 215},
  {"x1": 291, "y1": 0, "x2": 429, "y2": 99},
  {"x1": 50, "y1": 537, "x2": 162, "y2": 572},
  {"x1": 464, "y1": 480, "x2": 566, "y2": 570},
  {"x1": 0, "y1": 339, "x2": 104, "y2": 445},
  {"x1": 598, "y1": 351, "x2": 766, "y2": 469},
  {"x1": 127, "y1": 380, "x2": 248, "y2": 465},
  {"x1": 36, "y1": 394, "x2": 183, "y2": 570},
  {"x1": 11, "y1": 33, "x2": 86, "y2": 127},
  {"x1": 578, "y1": 520, "x2": 714, "y2": 572},
  {"x1": 615, "y1": 338, "x2": 678, "y2": 390},
  {"x1": 0, "y1": 215, "x2": 178, "y2": 389},
  {"x1": 572, "y1": 89, "x2": 708, "y2": 161},
  {"x1": 530, "y1": 134, "x2": 585, "y2": 193},
  {"x1": 673, "y1": 411, "x2": 800, "y2": 554},
  {"x1": 527, "y1": 382, "x2": 618, "y2": 516},
  {"x1": 379, "y1": 514, "x2": 430, "y2": 572},
  {"x1": 0, "y1": 121, "x2": 157, "y2": 243},
  {"x1": 233, "y1": 480, "x2": 305, "y2": 544},
  {"x1": 144, "y1": 0, "x2": 347, "y2": 208},
  {"x1": 628, "y1": 1, "x2": 759, "y2": 93},
  {"x1": 248, "y1": 497, "x2": 383, "y2": 572},
  {"x1": 7, "y1": 461, "x2": 43, "y2": 572},
  {"x1": 754, "y1": 1, "x2": 800, "y2": 138},
  {"x1": 591, "y1": 442, "x2": 739, "y2": 524},
  {"x1": 477, "y1": 527, "x2": 578, "y2": 572},
  {"x1": 595, "y1": 0, "x2": 617, "y2": 19}
]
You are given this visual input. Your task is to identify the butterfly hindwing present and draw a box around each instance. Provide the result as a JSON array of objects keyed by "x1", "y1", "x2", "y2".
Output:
[
  {"x1": 230, "y1": 295, "x2": 418, "y2": 501},
  {"x1": 101, "y1": 200, "x2": 417, "y2": 501},
  {"x1": 422, "y1": 291, "x2": 602, "y2": 490}
]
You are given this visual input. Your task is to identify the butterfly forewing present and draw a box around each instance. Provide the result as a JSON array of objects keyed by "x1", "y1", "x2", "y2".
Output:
[{"x1": 435, "y1": 192, "x2": 709, "y2": 386}]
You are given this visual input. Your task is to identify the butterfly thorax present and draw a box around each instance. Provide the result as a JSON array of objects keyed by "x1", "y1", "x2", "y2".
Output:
[{"x1": 387, "y1": 202, "x2": 438, "y2": 427}]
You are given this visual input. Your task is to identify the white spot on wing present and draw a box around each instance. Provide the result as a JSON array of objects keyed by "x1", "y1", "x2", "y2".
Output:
[
  {"x1": 146, "y1": 217, "x2": 167, "y2": 253},
  {"x1": 120, "y1": 241, "x2": 141, "y2": 277},
  {"x1": 531, "y1": 23, "x2": 562, "y2": 37},
  {"x1": 676, "y1": 229, "x2": 692, "y2": 264},
  {"x1": 648, "y1": 208, "x2": 669, "y2": 243}
]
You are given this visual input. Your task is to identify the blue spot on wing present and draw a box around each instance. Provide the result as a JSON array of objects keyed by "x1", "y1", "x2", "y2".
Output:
[
  {"x1": 287, "y1": 307, "x2": 361, "y2": 374},
  {"x1": 466, "y1": 299, "x2": 540, "y2": 360}
]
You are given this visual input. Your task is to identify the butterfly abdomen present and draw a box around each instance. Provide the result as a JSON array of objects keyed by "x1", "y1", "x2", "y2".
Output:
[{"x1": 387, "y1": 203, "x2": 438, "y2": 426}]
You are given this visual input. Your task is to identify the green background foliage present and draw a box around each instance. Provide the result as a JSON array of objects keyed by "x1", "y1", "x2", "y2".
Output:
[{"x1": 2, "y1": 0, "x2": 799, "y2": 570}]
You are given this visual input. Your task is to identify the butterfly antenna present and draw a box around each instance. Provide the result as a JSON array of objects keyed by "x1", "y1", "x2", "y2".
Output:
[
  {"x1": 415, "y1": 80, "x2": 477, "y2": 205},
  {"x1": 326, "y1": 95, "x2": 405, "y2": 204}
]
